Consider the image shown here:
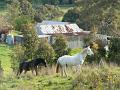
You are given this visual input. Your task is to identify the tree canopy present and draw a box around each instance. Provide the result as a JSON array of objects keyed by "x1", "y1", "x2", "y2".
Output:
[{"x1": 63, "y1": 0, "x2": 120, "y2": 36}]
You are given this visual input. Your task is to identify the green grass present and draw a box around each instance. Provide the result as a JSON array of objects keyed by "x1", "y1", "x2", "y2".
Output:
[
  {"x1": 59, "y1": 5, "x2": 73, "y2": 13},
  {"x1": 0, "y1": 44, "x2": 12, "y2": 76},
  {"x1": 0, "y1": 75, "x2": 73, "y2": 90},
  {"x1": 0, "y1": 44, "x2": 120, "y2": 90},
  {"x1": 53, "y1": 6, "x2": 73, "y2": 21}
]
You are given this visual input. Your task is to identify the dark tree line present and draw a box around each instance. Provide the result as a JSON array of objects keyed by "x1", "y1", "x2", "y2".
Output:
[{"x1": 1, "y1": 0, "x2": 75, "y2": 5}]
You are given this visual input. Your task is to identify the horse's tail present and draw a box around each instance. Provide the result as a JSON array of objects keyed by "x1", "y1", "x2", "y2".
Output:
[{"x1": 56, "y1": 63, "x2": 60, "y2": 73}]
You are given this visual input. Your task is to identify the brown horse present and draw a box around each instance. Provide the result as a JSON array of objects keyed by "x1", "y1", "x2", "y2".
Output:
[{"x1": 17, "y1": 58, "x2": 47, "y2": 76}]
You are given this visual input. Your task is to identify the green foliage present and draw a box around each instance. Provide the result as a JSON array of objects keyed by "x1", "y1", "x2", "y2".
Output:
[
  {"x1": 32, "y1": 0, "x2": 74, "y2": 5},
  {"x1": 11, "y1": 44, "x2": 25, "y2": 72},
  {"x1": 85, "y1": 39, "x2": 107, "y2": 64},
  {"x1": 19, "y1": 0, "x2": 35, "y2": 18},
  {"x1": 34, "y1": 4, "x2": 63, "y2": 22},
  {"x1": 22, "y1": 23, "x2": 40, "y2": 60},
  {"x1": 7, "y1": 0, "x2": 21, "y2": 25},
  {"x1": 108, "y1": 38, "x2": 120, "y2": 65},
  {"x1": 62, "y1": 7, "x2": 80, "y2": 22},
  {"x1": 14, "y1": 15, "x2": 33, "y2": 31},
  {"x1": 35, "y1": 39, "x2": 55, "y2": 65},
  {"x1": 72, "y1": 64, "x2": 120, "y2": 90},
  {"x1": 52, "y1": 34, "x2": 68, "y2": 59},
  {"x1": 41, "y1": 0, "x2": 59, "y2": 5},
  {"x1": 63, "y1": 0, "x2": 120, "y2": 35},
  {"x1": 8, "y1": 0, "x2": 35, "y2": 26}
]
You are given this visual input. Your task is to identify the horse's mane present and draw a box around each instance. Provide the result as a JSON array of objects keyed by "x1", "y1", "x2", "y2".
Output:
[{"x1": 79, "y1": 48, "x2": 87, "y2": 55}]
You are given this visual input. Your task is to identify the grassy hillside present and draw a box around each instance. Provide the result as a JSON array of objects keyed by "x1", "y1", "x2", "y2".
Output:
[
  {"x1": 0, "y1": 44, "x2": 12, "y2": 76},
  {"x1": 0, "y1": 75, "x2": 73, "y2": 90},
  {"x1": 0, "y1": 44, "x2": 120, "y2": 90}
]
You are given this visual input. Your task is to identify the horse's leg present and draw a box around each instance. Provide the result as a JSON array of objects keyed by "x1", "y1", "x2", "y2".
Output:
[
  {"x1": 35, "y1": 66, "x2": 38, "y2": 76},
  {"x1": 24, "y1": 70, "x2": 27, "y2": 74},
  {"x1": 31, "y1": 68, "x2": 34, "y2": 74},
  {"x1": 19, "y1": 68, "x2": 23, "y2": 75},
  {"x1": 64, "y1": 66, "x2": 67, "y2": 77},
  {"x1": 60, "y1": 66, "x2": 63, "y2": 76},
  {"x1": 16, "y1": 69, "x2": 20, "y2": 76}
]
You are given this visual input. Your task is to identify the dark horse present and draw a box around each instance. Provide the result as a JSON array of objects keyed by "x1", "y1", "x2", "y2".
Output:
[{"x1": 17, "y1": 58, "x2": 47, "y2": 76}]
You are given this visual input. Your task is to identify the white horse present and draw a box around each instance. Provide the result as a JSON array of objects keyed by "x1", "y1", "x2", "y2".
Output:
[{"x1": 56, "y1": 46, "x2": 94, "y2": 76}]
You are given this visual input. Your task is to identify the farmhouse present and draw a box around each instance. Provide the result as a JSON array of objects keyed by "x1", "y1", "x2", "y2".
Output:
[{"x1": 35, "y1": 21, "x2": 90, "y2": 48}]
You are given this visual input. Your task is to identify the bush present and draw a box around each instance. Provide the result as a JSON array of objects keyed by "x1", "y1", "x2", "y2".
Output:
[
  {"x1": 11, "y1": 44, "x2": 25, "y2": 72},
  {"x1": 52, "y1": 34, "x2": 68, "y2": 59},
  {"x1": 22, "y1": 23, "x2": 40, "y2": 60},
  {"x1": 72, "y1": 64, "x2": 120, "y2": 90},
  {"x1": 108, "y1": 38, "x2": 120, "y2": 65},
  {"x1": 35, "y1": 39, "x2": 55, "y2": 65},
  {"x1": 86, "y1": 41, "x2": 106, "y2": 64},
  {"x1": 14, "y1": 15, "x2": 33, "y2": 31}
]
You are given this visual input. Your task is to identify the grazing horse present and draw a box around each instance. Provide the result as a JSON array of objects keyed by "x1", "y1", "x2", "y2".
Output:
[
  {"x1": 56, "y1": 46, "x2": 94, "y2": 76},
  {"x1": 17, "y1": 58, "x2": 47, "y2": 76}
]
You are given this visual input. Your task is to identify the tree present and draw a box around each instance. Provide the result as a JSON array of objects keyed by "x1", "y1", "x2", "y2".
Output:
[
  {"x1": 108, "y1": 38, "x2": 120, "y2": 65},
  {"x1": 7, "y1": 0, "x2": 35, "y2": 34},
  {"x1": 22, "y1": 23, "x2": 40, "y2": 60},
  {"x1": 7, "y1": 0, "x2": 21, "y2": 25},
  {"x1": 35, "y1": 39, "x2": 55, "y2": 65},
  {"x1": 34, "y1": 4, "x2": 63, "y2": 22},
  {"x1": 19, "y1": 0, "x2": 35, "y2": 18},
  {"x1": 62, "y1": 7, "x2": 80, "y2": 22},
  {"x1": 52, "y1": 34, "x2": 68, "y2": 59},
  {"x1": 63, "y1": 0, "x2": 120, "y2": 35},
  {"x1": 14, "y1": 15, "x2": 33, "y2": 31}
]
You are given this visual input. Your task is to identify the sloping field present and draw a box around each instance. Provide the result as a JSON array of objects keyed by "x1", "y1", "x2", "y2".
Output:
[{"x1": 0, "y1": 44, "x2": 12, "y2": 76}]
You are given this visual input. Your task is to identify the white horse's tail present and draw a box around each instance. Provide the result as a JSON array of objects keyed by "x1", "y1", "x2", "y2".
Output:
[{"x1": 56, "y1": 60, "x2": 60, "y2": 73}]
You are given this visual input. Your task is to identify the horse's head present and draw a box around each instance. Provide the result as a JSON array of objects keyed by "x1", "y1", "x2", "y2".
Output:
[{"x1": 86, "y1": 46, "x2": 94, "y2": 56}]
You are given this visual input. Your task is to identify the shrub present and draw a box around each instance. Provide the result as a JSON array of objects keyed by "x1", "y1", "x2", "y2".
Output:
[
  {"x1": 52, "y1": 34, "x2": 68, "y2": 59},
  {"x1": 35, "y1": 39, "x2": 55, "y2": 65},
  {"x1": 108, "y1": 38, "x2": 120, "y2": 65},
  {"x1": 72, "y1": 64, "x2": 120, "y2": 90},
  {"x1": 11, "y1": 44, "x2": 25, "y2": 72},
  {"x1": 22, "y1": 23, "x2": 40, "y2": 60}
]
